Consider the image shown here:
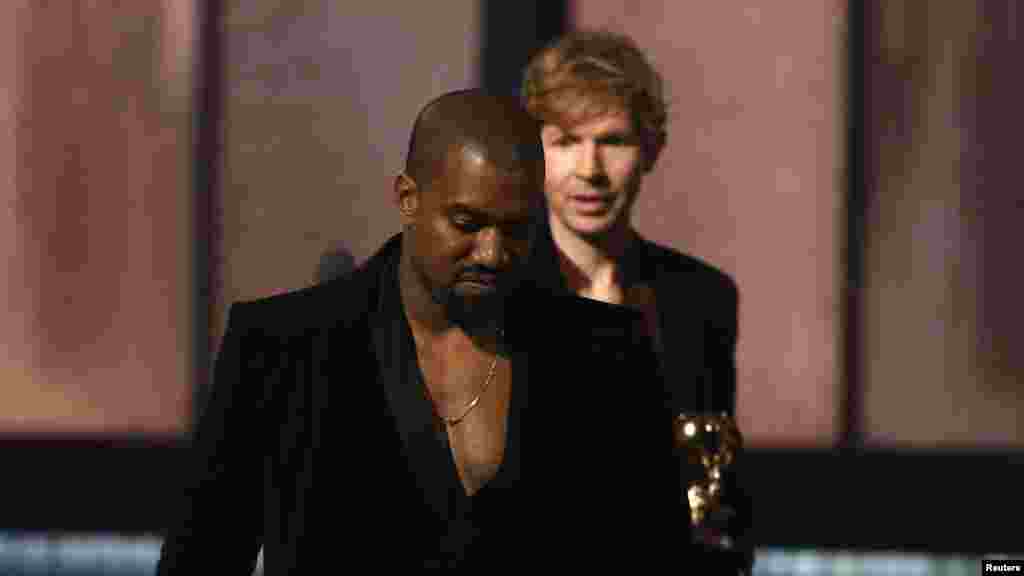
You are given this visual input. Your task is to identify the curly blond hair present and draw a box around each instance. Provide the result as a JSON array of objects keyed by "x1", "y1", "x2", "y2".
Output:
[{"x1": 521, "y1": 30, "x2": 667, "y2": 158}]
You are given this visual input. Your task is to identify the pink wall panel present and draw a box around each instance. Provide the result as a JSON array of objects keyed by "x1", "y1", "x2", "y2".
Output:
[
  {"x1": 0, "y1": 3, "x2": 195, "y2": 434},
  {"x1": 862, "y1": 1, "x2": 1024, "y2": 447},
  {"x1": 217, "y1": 1, "x2": 481, "y2": 338}
]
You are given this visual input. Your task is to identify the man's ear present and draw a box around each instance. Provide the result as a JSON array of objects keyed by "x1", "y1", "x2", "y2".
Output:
[
  {"x1": 642, "y1": 131, "x2": 666, "y2": 173},
  {"x1": 395, "y1": 172, "x2": 420, "y2": 226}
]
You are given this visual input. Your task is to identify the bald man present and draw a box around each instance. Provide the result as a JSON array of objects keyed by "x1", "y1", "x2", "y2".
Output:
[{"x1": 156, "y1": 90, "x2": 688, "y2": 572}]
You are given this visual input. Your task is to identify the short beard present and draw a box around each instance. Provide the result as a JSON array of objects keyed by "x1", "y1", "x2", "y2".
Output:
[
  {"x1": 432, "y1": 283, "x2": 505, "y2": 334},
  {"x1": 408, "y1": 247, "x2": 508, "y2": 335}
]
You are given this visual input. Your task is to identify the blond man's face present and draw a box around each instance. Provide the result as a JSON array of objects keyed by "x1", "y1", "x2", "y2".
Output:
[{"x1": 540, "y1": 108, "x2": 647, "y2": 240}]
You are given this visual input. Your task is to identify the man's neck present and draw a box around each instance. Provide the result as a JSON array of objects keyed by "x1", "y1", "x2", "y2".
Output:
[
  {"x1": 549, "y1": 214, "x2": 636, "y2": 304},
  {"x1": 398, "y1": 244, "x2": 452, "y2": 337}
]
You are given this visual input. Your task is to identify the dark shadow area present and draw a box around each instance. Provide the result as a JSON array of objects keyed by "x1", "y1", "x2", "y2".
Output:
[
  {"x1": 841, "y1": 0, "x2": 865, "y2": 449},
  {"x1": 191, "y1": 0, "x2": 224, "y2": 434},
  {"x1": 1, "y1": 441, "x2": 1021, "y2": 556},
  {"x1": 314, "y1": 244, "x2": 356, "y2": 284},
  {"x1": 480, "y1": 0, "x2": 568, "y2": 98}
]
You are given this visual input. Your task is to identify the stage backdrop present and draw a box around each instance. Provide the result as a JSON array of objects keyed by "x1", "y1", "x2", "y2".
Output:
[
  {"x1": 861, "y1": 0, "x2": 1024, "y2": 447},
  {"x1": 216, "y1": 0, "x2": 481, "y2": 339},
  {"x1": 0, "y1": 1, "x2": 195, "y2": 434}
]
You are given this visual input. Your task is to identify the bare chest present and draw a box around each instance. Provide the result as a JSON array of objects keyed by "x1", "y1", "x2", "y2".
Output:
[{"x1": 416, "y1": 341, "x2": 512, "y2": 496}]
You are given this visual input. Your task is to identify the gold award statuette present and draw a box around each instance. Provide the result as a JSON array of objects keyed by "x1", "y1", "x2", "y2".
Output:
[{"x1": 672, "y1": 412, "x2": 744, "y2": 539}]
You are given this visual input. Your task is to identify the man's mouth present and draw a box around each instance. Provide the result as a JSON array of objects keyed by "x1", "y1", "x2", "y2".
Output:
[
  {"x1": 569, "y1": 194, "x2": 614, "y2": 212},
  {"x1": 458, "y1": 273, "x2": 499, "y2": 288}
]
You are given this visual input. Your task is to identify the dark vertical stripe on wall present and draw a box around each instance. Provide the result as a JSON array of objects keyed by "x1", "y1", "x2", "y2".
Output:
[
  {"x1": 480, "y1": 1, "x2": 569, "y2": 294},
  {"x1": 192, "y1": 0, "x2": 224, "y2": 434},
  {"x1": 841, "y1": 0, "x2": 865, "y2": 449},
  {"x1": 480, "y1": 0, "x2": 568, "y2": 98}
]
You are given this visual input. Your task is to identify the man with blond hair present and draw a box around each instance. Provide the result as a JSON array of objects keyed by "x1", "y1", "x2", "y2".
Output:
[{"x1": 522, "y1": 30, "x2": 753, "y2": 572}]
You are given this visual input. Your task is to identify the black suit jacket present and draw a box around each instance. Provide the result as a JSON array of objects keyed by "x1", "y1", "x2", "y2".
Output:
[
  {"x1": 157, "y1": 234, "x2": 693, "y2": 573},
  {"x1": 527, "y1": 216, "x2": 739, "y2": 415},
  {"x1": 624, "y1": 236, "x2": 753, "y2": 564},
  {"x1": 622, "y1": 235, "x2": 739, "y2": 416},
  {"x1": 528, "y1": 220, "x2": 752, "y2": 567}
]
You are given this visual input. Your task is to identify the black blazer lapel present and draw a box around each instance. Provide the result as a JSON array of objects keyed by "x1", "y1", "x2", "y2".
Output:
[{"x1": 633, "y1": 240, "x2": 707, "y2": 415}]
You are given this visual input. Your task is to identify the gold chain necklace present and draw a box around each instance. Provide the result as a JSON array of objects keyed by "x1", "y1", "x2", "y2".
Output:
[{"x1": 425, "y1": 328, "x2": 502, "y2": 428}]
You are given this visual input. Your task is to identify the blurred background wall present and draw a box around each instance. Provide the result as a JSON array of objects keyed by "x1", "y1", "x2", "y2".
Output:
[
  {"x1": 861, "y1": 0, "x2": 1024, "y2": 448},
  {"x1": 216, "y1": 0, "x2": 481, "y2": 340},
  {"x1": 0, "y1": 1, "x2": 194, "y2": 435}
]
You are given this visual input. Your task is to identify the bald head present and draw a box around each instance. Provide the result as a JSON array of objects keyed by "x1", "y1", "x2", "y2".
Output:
[
  {"x1": 404, "y1": 89, "x2": 544, "y2": 192},
  {"x1": 397, "y1": 90, "x2": 545, "y2": 333}
]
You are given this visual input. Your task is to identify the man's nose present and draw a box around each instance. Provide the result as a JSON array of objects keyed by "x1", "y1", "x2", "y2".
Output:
[
  {"x1": 474, "y1": 227, "x2": 508, "y2": 268},
  {"x1": 575, "y1": 140, "x2": 604, "y2": 181}
]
